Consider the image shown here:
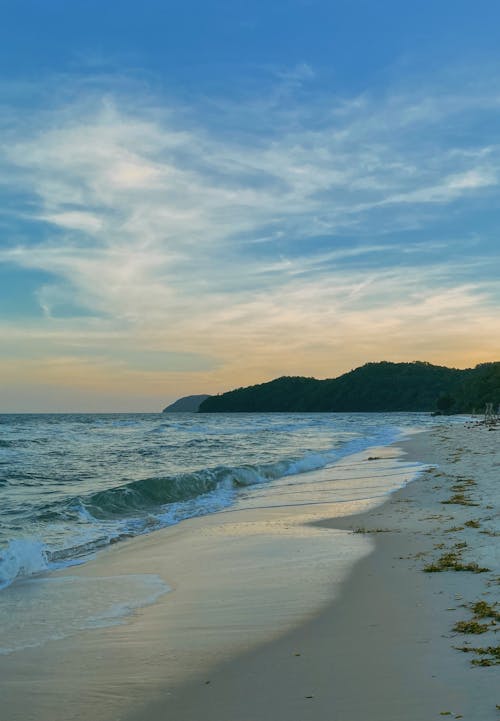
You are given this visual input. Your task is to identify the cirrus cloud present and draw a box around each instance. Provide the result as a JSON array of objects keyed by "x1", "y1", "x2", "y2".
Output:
[{"x1": 1, "y1": 71, "x2": 500, "y2": 409}]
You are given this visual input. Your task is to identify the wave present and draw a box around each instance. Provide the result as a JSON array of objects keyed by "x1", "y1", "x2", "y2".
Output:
[
  {"x1": 0, "y1": 449, "x2": 340, "y2": 588},
  {"x1": 0, "y1": 539, "x2": 49, "y2": 589},
  {"x1": 69, "y1": 447, "x2": 350, "y2": 522},
  {"x1": 0, "y1": 437, "x2": 51, "y2": 448},
  {"x1": 0, "y1": 424, "x2": 402, "y2": 589},
  {"x1": 0, "y1": 534, "x2": 130, "y2": 591}
]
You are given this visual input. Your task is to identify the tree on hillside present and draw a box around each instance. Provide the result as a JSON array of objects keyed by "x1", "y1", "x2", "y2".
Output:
[{"x1": 436, "y1": 393, "x2": 455, "y2": 414}]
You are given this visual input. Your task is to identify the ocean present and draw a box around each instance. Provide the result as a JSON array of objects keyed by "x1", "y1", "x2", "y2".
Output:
[{"x1": 0, "y1": 411, "x2": 452, "y2": 656}]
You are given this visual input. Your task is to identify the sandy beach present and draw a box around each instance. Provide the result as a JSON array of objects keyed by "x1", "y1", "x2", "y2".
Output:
[
  {"x1": 1, "y1": 421, "x2": 498, "y2": 721},
  {"x1": 132, "y1": 422, "x2": 499, "y2": 721}
]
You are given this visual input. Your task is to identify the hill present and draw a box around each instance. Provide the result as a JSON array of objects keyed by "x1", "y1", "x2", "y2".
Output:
[
  {"x1": 162, "y1": 394, "x2": 211, "y2": 413},
  {"x1": 198, "y1": 361, "x2": 500, "y2": 413}
]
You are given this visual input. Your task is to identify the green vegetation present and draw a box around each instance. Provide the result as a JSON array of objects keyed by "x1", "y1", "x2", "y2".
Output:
[
  {"x1": 437, "y1": 393, "x2": 455, "y2": 413},
  {"x1": 453, "y1": 620, "x2": 490, "y2": 634},
  {"x1": 452, "y1": 600, "x2": 499, "y2": 641},
  {"x1": 352, "y1": 527, "x2": 394, "y2": 534},
  {"x1": 423, "y1": 551, "x2": 490, "y2": 573},
  {"x1": 442, "y1": 493, "x2": 479, "y2": 506},
  {"x1": 199, "y1": 361, "x2": 500, "y2": 413},
  {"x1": 470, "y1": 600, "x2": 500, "y2": 621},
  {"x1": 455, "y1": 645, "x2": 500, "y2": 666},
  {"x1": 464, "y1": 520, "x2": 481, "y2": 528},
  {"x1": 451, "y1": 478, "x2": 477, "y2": 489}
]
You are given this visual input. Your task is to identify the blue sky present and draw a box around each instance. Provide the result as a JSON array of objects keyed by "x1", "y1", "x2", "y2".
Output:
[{"x1": 1, "y1": 1, "x2": 500, "y2": 411}]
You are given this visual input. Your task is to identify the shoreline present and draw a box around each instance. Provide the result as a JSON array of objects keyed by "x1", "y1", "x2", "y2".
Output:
[
  {"x1": 1, "y1": 422, "x2": 498, "y2": 720},
  {"x1": 129, "y1": 423, "x2": 499, "y2": 721},
  {"x1": 0, "y1": 440, "x2": 416, "y2": 721}
]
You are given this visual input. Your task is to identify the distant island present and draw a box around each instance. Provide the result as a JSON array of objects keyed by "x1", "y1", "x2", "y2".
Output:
[
  {"x1": 162, "y1": 394, "x2": 211, "y2": 413},
  {"x1": 196, "y1": 361, "x2": 500, "y2": 413}
]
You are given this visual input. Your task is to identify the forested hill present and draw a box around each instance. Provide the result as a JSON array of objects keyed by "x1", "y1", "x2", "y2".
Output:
[
  {"x1": 198, "y1": 361, "x2": 500, "y2": 413},
  {"x1": 162, "y1": 394, "x2": 210, "y2": 412}
]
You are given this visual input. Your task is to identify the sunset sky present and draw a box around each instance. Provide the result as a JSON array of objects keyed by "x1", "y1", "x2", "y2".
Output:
[{"x1": 1, "y1": 0, "x2": 500, "y2": 411}]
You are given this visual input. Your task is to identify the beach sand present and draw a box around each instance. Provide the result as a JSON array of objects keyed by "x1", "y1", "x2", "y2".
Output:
[{"x1": 1, "y1": 422, "x2": 498, "y2": 720}]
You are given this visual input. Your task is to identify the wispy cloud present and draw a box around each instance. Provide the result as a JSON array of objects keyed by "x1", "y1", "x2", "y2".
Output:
[{"x1": 1, "y1": 71, "x2": 500, "y2": 408}]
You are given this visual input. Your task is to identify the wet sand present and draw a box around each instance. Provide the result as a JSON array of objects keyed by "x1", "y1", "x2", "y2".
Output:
[
  {"x1": 143, "y1": 423, "x2": 499, "y2": 721},
  {"x1": 1, "y1": 423, "x2": 498, "y2": 720}
]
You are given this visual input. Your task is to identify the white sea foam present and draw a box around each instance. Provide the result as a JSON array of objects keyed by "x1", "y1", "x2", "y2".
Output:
[
  {"x1": 0, "y1": 538, "x2": 49, "y2": 589},
  {"x1": 0, "y1": 413, "x2": 460, "y2": 591}
]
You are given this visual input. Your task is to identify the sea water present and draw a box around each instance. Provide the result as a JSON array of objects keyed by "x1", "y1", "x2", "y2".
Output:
[{"x1": 0, "y1": 411, "x2": 454, "y2": 654}]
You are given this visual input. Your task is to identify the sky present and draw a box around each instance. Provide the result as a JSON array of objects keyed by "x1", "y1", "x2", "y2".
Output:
[{"x1": 1, "y1": 1, "x2": 500, "y2": 411}]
